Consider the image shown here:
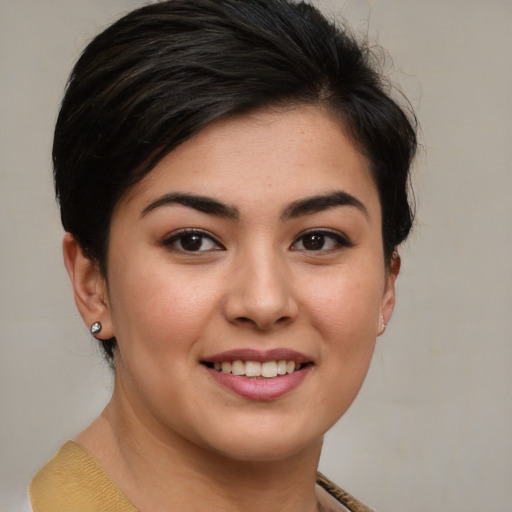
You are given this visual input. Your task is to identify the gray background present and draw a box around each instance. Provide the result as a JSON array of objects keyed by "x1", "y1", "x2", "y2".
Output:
[{"x1": 1, "y1": 1, "x2": 511, "y2": 511}]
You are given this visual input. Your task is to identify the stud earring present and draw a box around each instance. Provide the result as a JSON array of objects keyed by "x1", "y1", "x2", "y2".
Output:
[
  {"x1": 90, "y1": 321, "x2": 102, "y2": 336},
  {"x1": 381, "y1": 315, "x2": 386, "y2": 333}
]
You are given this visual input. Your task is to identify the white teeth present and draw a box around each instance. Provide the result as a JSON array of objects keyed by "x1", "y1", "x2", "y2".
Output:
[
  {"x1": 232, "y1": 360, "x2": 245, "y2": 376},
  {"x1": 261, "y1": 361, "x2": 278, "y2": 378},
  {"x1": 286, "y1": 361, "x2": 296, "y2": 374},
  {"x1": 245, "y1": 361, "x2": 261, "y2": 377},
  {"x1": 277, "y1": 360, "x2": 287, "y2": 375},
  {"x1": 212, "y1": 359, "x2": 305, "y2": 377}
]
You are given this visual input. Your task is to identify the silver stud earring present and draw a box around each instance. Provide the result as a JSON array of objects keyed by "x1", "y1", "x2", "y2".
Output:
[
  {"x1": 90, "y1": 321, "x2": 102, "y2": 336},
  {"x1": 381, "y1": 315, "x2": 386, "y2": 332}
]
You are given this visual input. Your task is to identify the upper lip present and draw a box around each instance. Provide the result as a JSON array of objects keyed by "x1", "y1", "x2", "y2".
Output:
[{"x1": 202, "y1": 348, "x2": 312, "y2": 364}]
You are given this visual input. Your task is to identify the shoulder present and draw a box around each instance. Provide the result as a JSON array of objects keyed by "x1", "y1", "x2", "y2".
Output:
[
  {"x1": 316, "y1": 472, "x2": 377, "y2": 512},
  {"x1": 29, "y1": 441, "x2": 137, "y2": 512}
]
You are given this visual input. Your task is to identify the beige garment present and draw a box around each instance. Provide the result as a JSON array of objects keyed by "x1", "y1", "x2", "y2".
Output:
[{"x1": 30, "y1": 441, "x2": 374, "y2": 512}]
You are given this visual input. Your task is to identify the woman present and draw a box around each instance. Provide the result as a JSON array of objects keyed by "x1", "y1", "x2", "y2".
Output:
[{"x1": 29, "y1": 0, "x2": 416, "y2": 510}]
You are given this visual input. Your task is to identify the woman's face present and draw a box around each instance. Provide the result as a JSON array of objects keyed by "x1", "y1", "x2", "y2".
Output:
[{"x1": 102, "y1": 106, "x2": 397, "y2": 461}]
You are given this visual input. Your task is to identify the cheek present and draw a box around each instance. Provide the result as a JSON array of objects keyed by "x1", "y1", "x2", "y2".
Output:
[
  {"x1": 107, "y1": 261, "x2": 219, "y2": 363},
  {"x1": 304, "y1": 266, "x2": 384, "y2": 341},
  {"x1": 303, "y1": 270, "x2": 383, "y2": 423}
]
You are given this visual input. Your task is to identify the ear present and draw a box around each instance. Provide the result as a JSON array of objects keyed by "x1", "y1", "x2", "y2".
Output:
[
  {"x1": 62, "y1": 233, "x2": 114, "y2": 339},
  {"x1": 378, "y1": 252, "x2": 401, "y2": 336}
]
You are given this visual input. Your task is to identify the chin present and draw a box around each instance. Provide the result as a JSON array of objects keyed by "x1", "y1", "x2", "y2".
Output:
[
  {"x1": 193, "y1": 413, "x2": 327, "y2": 463},
  {"x1": 213, "y1": 436, "x2": 321, "y2": 463}
]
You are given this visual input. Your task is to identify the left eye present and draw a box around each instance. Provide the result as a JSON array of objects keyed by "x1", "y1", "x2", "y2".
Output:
[
  {"x1": 291, "y1": 231, "x2": 352, "y2": 251},
  {"x1": 163, "y1": 230, "x2": 223, "y2": 252}
]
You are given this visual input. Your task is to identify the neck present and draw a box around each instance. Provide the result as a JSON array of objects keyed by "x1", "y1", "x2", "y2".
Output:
[{"x1": 76, "y1": 391, "x2": 324, "y2": 512}]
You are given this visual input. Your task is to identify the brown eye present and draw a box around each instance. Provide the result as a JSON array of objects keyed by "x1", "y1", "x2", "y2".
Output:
[
  {"x1": 180, "y1": 234, "x2": 204, "y2": 251},
  {"x1": 163, "y1": 230, "x2": 223, "y2": 253},
  {"x1": 291, "y1": 230, "x2": 353, "y2": 252},
  {"x1": 301, "y1": 233, "x2": 326, "y2": 250}
]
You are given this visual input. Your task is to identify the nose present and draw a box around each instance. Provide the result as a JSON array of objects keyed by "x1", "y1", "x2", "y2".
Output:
[{"x1": 222, "y1": 249, "x2": 298, "y2": 331}]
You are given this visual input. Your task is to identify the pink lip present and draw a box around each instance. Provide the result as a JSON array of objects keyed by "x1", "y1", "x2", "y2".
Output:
[
  {"x1": 203, "y1": 364, "x2": 312, "y2": 401},
  {"x1": 202, "y1": 348, "x2": 312, "y2": 364},
  {"x1": 201, "y1": 348, "x2": 314, "y2": 400}
]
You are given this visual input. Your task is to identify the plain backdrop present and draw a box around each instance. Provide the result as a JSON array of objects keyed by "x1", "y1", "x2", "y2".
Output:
[{"x1": 1, "y1": 1, "x2": 511, "y2": 511}]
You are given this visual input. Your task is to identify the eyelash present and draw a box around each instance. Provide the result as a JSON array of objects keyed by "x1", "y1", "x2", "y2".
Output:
[
  {"x1": 162, "y1": 228, "x2": 353, "y2": 254},
  {"x1": 290, "y1": 229, "x2": 354, "y2": 253},
  {"x1": 162, "y1": 229, "x2": 225, "y2": 253}
]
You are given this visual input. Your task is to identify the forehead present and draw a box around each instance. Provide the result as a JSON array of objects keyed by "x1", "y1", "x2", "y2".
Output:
[{"x1": 116, "y1": 106, "x2": 379, "y2": 219}]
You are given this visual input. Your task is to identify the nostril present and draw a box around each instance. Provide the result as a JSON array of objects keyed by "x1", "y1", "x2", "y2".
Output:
[{"x1": 234, "y1": 315, "x2": 292, "y2": 331}]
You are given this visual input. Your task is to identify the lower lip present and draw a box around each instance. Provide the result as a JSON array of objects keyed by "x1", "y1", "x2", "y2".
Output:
[{"x1": 205, "y1": 365, "x2": 312, "y2": 400}]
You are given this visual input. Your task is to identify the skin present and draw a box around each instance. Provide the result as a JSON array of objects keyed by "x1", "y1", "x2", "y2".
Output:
[{"x1": 64, "y1": 105, "x2": 399, "y2": 512}]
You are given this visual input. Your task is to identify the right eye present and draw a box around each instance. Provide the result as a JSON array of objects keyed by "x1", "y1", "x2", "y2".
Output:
[{"x1": 162, "y1": 229, "x2": 224, "y2": 253}]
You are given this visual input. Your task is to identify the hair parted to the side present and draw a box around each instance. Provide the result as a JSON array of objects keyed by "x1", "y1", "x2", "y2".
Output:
[{"x1": 53, "y1": 0, "x2": 417, "y2": 362}]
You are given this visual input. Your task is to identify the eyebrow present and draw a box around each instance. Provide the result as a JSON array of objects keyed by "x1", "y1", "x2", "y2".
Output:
[
  {"x1": 141, "y1": 190, "x2": 368, "y2": 221},
  {"x1": 141, "y1": 192, "x2": 239, "y2": 219},
  {"x1": 280, "y1": 191, "x2": 369, "y2": 220}
]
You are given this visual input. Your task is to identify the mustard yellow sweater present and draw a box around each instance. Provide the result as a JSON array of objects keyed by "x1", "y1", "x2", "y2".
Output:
[
  {"x1": 30, "y1": 441, "x2": 135, "y2": 511},
  {"x1": 30, "y1": 441, "x2": 374, "y2": 512}
]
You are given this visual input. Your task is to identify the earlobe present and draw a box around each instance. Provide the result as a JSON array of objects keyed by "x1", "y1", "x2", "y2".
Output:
[
  {"x1": 378, "y1": 252, "x2": 401, "y2": 336},
  {"x1": 62, "y1": 233, "x2": 114, "y2": 339}
]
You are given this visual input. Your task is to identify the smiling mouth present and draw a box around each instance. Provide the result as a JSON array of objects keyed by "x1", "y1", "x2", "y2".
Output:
[{"x1": 201, "y1": 360, "x2": 311, "y2": 379}]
